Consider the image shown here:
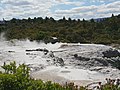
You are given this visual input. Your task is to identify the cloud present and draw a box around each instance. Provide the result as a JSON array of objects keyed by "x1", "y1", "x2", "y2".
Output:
[
  {"x1": 54, "y1": 1, "x2": 120, "y2": 19},
  {"x1": 0, "y1": 0, "x2": 56, "y2": 20},
  {"x1": 0, "y1": 0, "x2": 119, "y2": 20},
  {"x1": 55, "y1": 0, "x2": 84, "y2": 6},
  {"x1": 2, "y1": 1, "x2": 31, "y2": 6}
]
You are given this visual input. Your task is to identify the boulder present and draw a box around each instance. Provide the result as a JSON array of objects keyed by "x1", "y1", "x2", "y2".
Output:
[
  {"x1": 53, "y1": 57, "x2": 64, "y2": 66},
  {"x1": 74, "y1": 54, "x2": 90, "y2": 61},
  {"x1": 102, "y1": 49, "x2": 120, "y2": 58},
  {"x1": 49, "y1": 51, "x2": 55, "y2": 58},
  {"x1": 57, "y1": 58, "x2": 64, "y2": 66},
  {"x1": 26, "y1": 48, "x2": 49, "y2": 54},
  {"x1": 50, "y1": 37, "x2": 59, "y2": 44}
]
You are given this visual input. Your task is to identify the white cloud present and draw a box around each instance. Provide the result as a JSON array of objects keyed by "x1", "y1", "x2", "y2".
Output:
[
  {"x1": 55, "y1": 0, "x2": 84, "y2": 6},
  {"x1": 2, "y1": 0, "x2": 31, "y2": 6},
  {"x1": 54, "y1": 1, "x2": 120, "y2": 19},
  {"x1": 0, "y1": 0, "x2": 119, "y2": 20},
  {"x1": 0, "y1": 0, "x2": 56, "y2": 20}
]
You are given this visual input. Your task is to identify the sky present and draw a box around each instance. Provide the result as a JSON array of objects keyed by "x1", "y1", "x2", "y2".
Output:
[{"x1": 0, "y1": 0, "x2": 120, "y2": 20}]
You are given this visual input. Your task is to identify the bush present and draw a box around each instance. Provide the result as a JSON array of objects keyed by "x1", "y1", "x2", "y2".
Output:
[{"x1": 0, "y1": 61, "x2": 120, "y2": 90}]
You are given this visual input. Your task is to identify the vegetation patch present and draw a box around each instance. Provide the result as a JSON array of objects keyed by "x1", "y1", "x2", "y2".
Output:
[
  {"x1": 0, "y1": 61, "x2": 120, "y2": 90},
  {"x1": 0, "y1": 14, "x2": 120, "y2": 44}
]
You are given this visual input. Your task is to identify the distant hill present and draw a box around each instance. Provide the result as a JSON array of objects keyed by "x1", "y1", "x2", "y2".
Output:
[{"x1": 93, "y1": 18, "x2": 106, "y2": 22}]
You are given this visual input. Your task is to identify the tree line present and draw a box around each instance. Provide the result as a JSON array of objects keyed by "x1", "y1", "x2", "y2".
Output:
[{"x1": 0, "y1": 14, "x2": 120, "y2": 44}]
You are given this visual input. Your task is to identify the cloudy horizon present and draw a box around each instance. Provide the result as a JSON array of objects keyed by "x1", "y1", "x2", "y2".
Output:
[{"x1": 0, "y1": 0, "x2": 120, "y2": 20}]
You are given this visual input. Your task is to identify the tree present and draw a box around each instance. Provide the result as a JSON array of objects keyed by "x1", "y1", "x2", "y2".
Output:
[
  {"x1": 2, "y1": 14, "x2": 120, "y2": 44},
  {"x1": 11, "y1": 18, "x2": 17, "y2": 23},
  {"x1": 50, "y1": 17, "x2": 55, "y2": 22},
  {"x1": 45, "y1": 16, "x2": 49, "y2": 21},
  {"x1": 77, "y1": 19, "x2": 80, "y2": 22},
  {"x1": 68, "y1": 17, "x2": 72, "y2": 22},
  {"x1": 28, "y1": 17, "x2": 31, "y2": 21},
  {"x1": 63, "y1": 16, "x2": 66, "y2": 21},
  {"x1": 112, "y1": 13, "x2": 114, "y2": 17},
  {"x1": 82, "y1": 18, "x2": 85, "y2": 22},
  {"x1": 90, "y1": 18, "x2": 95, "y2": 23},
  {"x1": 36, "y1": 31, "x2": 47, "y2": 40}
]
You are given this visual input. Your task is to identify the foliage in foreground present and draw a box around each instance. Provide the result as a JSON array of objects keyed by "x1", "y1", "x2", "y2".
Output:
[{"x1": 0, "y1": 61, "x2": 120, "y2": 90}]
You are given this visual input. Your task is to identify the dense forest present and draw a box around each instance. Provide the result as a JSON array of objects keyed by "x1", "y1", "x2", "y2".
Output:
[{"x1": 0, "y1": 14, "x2": 120, "y2": 44}]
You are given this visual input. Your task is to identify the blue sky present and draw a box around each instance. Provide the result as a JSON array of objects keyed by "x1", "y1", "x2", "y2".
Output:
[{"x1": 0, "y1": 0, "x2": 120, "y2": 20}]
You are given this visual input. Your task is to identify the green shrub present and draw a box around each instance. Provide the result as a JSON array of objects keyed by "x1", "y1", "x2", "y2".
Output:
[{"x1": 0, "y1": 61, "x2": 120, "y2": 90}]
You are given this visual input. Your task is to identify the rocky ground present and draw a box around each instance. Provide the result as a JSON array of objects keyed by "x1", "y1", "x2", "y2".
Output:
[{"x1": 0, "y1": 37, "x2": 120, "y2": 86}]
